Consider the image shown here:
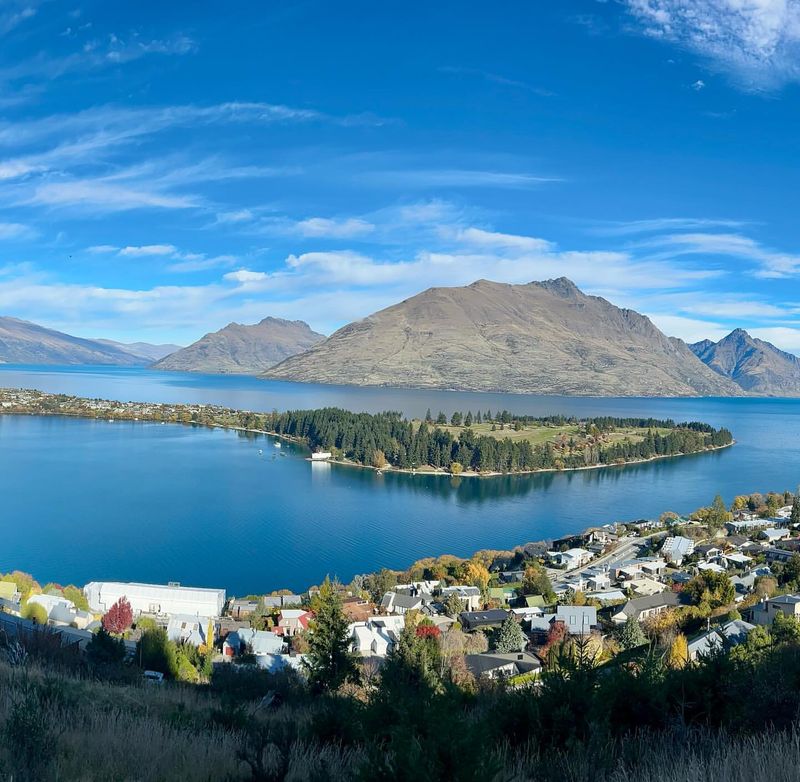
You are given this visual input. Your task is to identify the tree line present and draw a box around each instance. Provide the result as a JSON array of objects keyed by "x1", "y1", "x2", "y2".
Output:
[{"x1": 236, "y1": 407, "x2": 733, "y2": 473}]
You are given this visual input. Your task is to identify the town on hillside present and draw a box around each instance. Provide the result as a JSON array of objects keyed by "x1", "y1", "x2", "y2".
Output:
[{"x1": 2, "y1": 489, "x2": 800, "y2": 684}]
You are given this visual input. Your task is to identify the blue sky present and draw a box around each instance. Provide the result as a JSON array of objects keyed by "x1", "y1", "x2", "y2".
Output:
[{"x1": 2, "y1": 0, "x2": 800, "y2": 349}]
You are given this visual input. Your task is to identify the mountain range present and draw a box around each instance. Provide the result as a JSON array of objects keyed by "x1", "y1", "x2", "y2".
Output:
[
  {"x1": 0, "y1": 317, "x2": 172, "y2": 367},
  {"x1": 265, "y1": 278, "x2": 742, "y2": 397},
  {"x1": 3, "y1": 280, "x2": 800, "y2": 397},
  {"x1": 152, "y1": 317, "x2": 324, "y2": 374},
  {"x1": 690, "y1": 329, "x2": 800, "y2": 396}
]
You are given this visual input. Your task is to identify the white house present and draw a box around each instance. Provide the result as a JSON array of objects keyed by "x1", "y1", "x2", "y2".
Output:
[
  {"x1": 166, "y1": 616, "x2": 213, "y2": 647},
  {"x1": 27, "y1": 594, "x2": 95, "y2": 630},
  {"x1": 439, "y1": 585, "x2": 481, "y2": 611},
  {"x1": 760, "y1": 528, "x2": 790, "y2": 544},
  {"x1": 351, "y1": 616, "x2": 405, "y2": 657},
  {"x1": 84, "y1": 581, "x2": 226, "y2": 618},
  {"x1": 660, "y1": 536, "x2": 695, "y2": 565},
  {"x1": 547, "y1": 548, "x2": 592, "y2": 571}
]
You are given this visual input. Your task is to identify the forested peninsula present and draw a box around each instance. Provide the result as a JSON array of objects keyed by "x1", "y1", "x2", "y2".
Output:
[{"x1": 0, "y1": 388, "x2": 733, "y2": 476}]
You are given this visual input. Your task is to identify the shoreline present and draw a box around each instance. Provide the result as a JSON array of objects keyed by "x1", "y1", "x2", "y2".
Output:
[{"x1": 315, "y1": 440, "x2": 735, "y2": 479}]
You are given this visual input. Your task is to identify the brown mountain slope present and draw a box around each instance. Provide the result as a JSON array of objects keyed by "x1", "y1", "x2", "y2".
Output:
[
  {"x1": 153, "y1": 317, "x2": 324, "y2": 374},
  {"x1": 264, "y1": 278, "x2": 742, "y2": 396},
  {"x1": 0, "y1": 317, "x2": 144, "y2": 366},
  {"x1": 690, "y1": 329, "x2": 800, "y2": 395}
]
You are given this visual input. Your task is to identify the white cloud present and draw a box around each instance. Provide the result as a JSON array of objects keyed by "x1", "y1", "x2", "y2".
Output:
[
  {"x1": 223, "y1": 269, "x2": 268, "y2": 283},
  {"x1": 293, "y1": 217, "x2": 375, "y2": 238},
  {"x1": 749, "y1": 326, "x2": 800, "y2": 352},
  {"x1": 0, "y1": 222, "x2": 32, "y2": 239},
  {"x1": 26, "y1": 179, "x2": 199, "y2": 211},
  {"x1": 118, "y1": 244, "x2": 178, "y2": 257},
  {"x1": 625, "y1": 0, "x2": 800, "y2": 88},
  {"x1": 647, "y1": 313, "x2": 731, "y2": 343},
  {"x1": 451, "y1": 227, "x2": 554, "y2": 252},
  {"x1": 691, "y1": 79, "x2": 706, "y2": 90},
  {"x1": 87, "y1": 245, "x2": 118, "y2": 254},
  {"x1": 651, "y1": 231, "x2": 800, "y2": 277}
]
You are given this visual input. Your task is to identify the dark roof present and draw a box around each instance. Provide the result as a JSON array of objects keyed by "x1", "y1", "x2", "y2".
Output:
[
  {"x1": 460, "y1": 609, "x2": 509, "y2": 624},
  {"x1": 619, "y1": 591, "x2": 681, "y2": 619},
  {"x1": 464, "y1": 651, "x2": 541, "y2": 677}
]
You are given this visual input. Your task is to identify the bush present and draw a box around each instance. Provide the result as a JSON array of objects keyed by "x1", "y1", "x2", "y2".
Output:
[{"x1": 21, "y1": 602, "x2": 48, "y2": 625}]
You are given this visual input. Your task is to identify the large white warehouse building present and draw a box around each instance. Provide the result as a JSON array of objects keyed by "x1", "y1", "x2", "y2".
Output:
[{"x1": 84, "y1": 581, "x2": 226, "y2": 618}]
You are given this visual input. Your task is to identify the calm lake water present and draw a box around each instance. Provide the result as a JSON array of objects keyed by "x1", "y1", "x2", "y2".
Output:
[{"x1": 1, "y1": 364, "x2": 799, "y2": 594}]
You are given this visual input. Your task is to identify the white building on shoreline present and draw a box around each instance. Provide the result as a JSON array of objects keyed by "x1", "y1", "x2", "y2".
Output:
[{"x1": 84, "y1": 581, "x2": 226, "y2": 618}]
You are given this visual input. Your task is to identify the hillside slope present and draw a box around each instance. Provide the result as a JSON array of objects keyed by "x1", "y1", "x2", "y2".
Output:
[
  {"x1": 265, "y1": 278, "x2": 741, "y2": 396},
  {"x1": 153, "y1": 317, "x2": 324, "y2": 374},
  {"x1": 0, "y1": 317, "x2": 144, "y2": 366}
]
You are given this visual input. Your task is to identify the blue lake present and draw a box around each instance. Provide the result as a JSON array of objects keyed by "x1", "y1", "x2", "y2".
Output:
[{"x1": 0, "y1": 364, "x2": 798, "y2": 595}]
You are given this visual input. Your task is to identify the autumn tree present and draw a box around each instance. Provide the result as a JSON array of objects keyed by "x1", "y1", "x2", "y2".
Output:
[
  {"x1": 462, "y1": 560, "x2": 490, "y2": 597},
  {"x1": 522, "y1": 563, "x2": 555, "y2": 601},
  {"x1": 667, "y1": 633, "x2": 689, "y2": 668},
  {"x1": 102, "y1": 596, "x2": 133, "y2": 635},
  {"x1": 370, "y1": 449, "x2": 387, "y2": 469}
]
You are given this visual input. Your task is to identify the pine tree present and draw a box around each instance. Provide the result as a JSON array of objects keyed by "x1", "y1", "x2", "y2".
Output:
[
  {"x1": 619, "y1": 616, "x2": 647, "y2": 650},
  {"x1": 425, "y1": 408, "x2": 433, "y2": 424},
  {"x1": 436, "y1": 411, "x2": 447, "y2": 425},
  {"x1": 493, "y1": 614, "x2": 527, "y2": 653},
  {"x1": 303, "y1": 577, "x2": 358, "y2": 693},
  {"x1": 465, "y1": 411, "x2": 473, "y2": 427},
  {"x1": 791, "y1": 488, "x2": 800, "y2": 525}
]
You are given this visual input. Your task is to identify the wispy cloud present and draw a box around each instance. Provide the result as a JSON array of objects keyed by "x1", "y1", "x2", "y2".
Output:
[
  {"x1": 624, "y1": 0, "x2": 800, "y2": 89},
  {"x1": 439, "y1": 65, "x2": 554, "y2": 96},
  {"x1": 360, "y1": 168, "x2": 561, "y2": 189},
  {"x1": 591, "y1": 217, "x2": 749, "y2": 236}
]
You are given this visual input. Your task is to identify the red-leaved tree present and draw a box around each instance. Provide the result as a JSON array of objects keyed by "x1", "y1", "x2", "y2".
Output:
[
  {"x1": 416, "y1": 624, "x2": 441, "y2": 639},
  {"x1": 102, "y1": 596, "x2": 133, "y2": 635}
]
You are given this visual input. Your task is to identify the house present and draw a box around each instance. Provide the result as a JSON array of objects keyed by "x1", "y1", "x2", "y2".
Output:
[
  {"x1": 554, "y1": 606, "x2": 597, "y2": 636},
  {"x1": 229, "y1": 598, "x2": 260, "y2": 619},
  {"x1": 84, "y1": 581, "x2": 226, "y2": 618},
  {"x1": 276, "y1": 609, "x2": 312, "y2": 636},
  {"x1": 488, "y1": 587, "x2": 517, "y2": 605},
  {"x1": 720, "y1": 552, "x2": 752, "y2": 570},
  {"x1": 500, "y1": 570, "x2": 525, "y2": 584},
  {"x1": 586, "y1": 572, "x2": 611, "y2": 591},
  {"x1": 660, "y1": 536, "x2": 695, "y2": 565},
  {"x1": 727, "y1": 519, "x2": 772, "y2": 533},
  {"x1": 747, "y1": 594, "x2": 800, "y2": 626},
  {"x1": 584, "y1": 589, "x2": 628, "y2": 603},
  {"x1": 167, "y1": 616, "x2": 212, "y2": 647},
  {"x1": 760, "y1": 528, "x2": 790, "y2": 544},
  {"x1": 687, "y1": 620, "x2": 755, "y2": 660},
  {"x1": 465, "y1": 651, "x2": 541, "y2": 681},
  {"x1": 459, "y1": 609, "x2": 509, "y2": 631},
  {"x1": 0, "y1": 582, "x2": 19, "y2": 602},
  {"x1": 695, "y1": 544, "x2": 722, "y2": 561},
  {"x1": 547, "y1": 548, "x2": 592, "y2": 571},
  {"x1": 223, "y1": 628, "x2": 284, "y2": 658},
  {"x1": 725, "y1": 535, "x2": 750, "y2": 549},
  {"x1": 697, "y1": 562, "x2": 726, "y2": 574},
  {"x1": 395, "y1": 580, "x2": 440, "y2": 595},
  {"x1": 380, "y1": 591, "x2": 431, "y2": 615},
  {"x1": 764, "y1": 547, "x2": 796, "y2": 565},
  {"x1": 350, "y1": 616, "x2": 405, "y2": 657},
  {"x1": 342, "y1": 597, "x2": 374, "y2": 622},
  {"x1": 628, "y1": 577, "x2": 667, "y2": 597},
  {"x1": 26, "y1": 594, "x2": 95, "y2": 630},
  {"x1": 610, "y1": 592, "x2": 682, "y2": 624},
  {"x1": 261, "y1": 594, "x2": 304, "y2": 609},
  {"x1": 439, "y1": 585, "x2": 481, "y2": 612}
]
